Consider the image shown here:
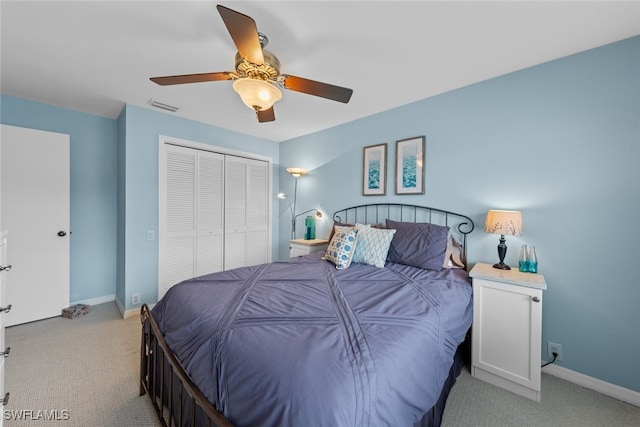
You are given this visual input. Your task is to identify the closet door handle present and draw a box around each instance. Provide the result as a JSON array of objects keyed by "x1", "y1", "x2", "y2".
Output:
[
  {"x1": 0, "y1": 347, "x2": 9, "y2": 358},
  {"x1": 0, "y1": 265, "x2": 10, "y2": 272},
  {"x1": 0, "y1": 304, "x2": 12, "y2": 313}
]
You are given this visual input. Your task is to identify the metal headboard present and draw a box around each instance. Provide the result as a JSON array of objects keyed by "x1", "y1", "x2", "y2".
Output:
[{"x1": 332, "y1": 203, "x2": 475, "y2": 267}]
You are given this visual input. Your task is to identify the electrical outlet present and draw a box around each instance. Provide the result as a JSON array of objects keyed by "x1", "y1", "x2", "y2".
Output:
[
  {"x1": 132, "y1": 293, "x2": 141, "y2": 305},
  {"x1": 547, "y1": 341, "x2": 564, "y2": 361}
]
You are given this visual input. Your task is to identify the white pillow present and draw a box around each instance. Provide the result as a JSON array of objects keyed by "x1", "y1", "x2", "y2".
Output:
[
  {"x1": 351, "y1": 226, "x2": 396, "y2": 268},
  {"x1": 443, "y1": 235, "x2": 465, "y2": 269}
]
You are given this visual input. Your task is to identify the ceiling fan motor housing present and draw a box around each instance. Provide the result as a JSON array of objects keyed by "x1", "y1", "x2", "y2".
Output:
[{"x1": 234, "y1": 50, "x2": 281, "y2": 82}]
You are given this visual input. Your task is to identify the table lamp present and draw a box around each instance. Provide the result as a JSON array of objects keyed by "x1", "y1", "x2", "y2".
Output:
[{"x1": 484, "y1": 210, "x2": 523, "y2": 270}]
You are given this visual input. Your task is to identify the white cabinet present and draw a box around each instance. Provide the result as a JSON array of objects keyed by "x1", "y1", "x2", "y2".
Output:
[
  {"x1": 469, "y1": 262, "x2": 546, "y2": 402},
  {"x1": 290, "y1": 239, "x2": 329, "y2": 258},
  {"x1": 0, "y1": 231, "x2": 10, "y2": 418}
]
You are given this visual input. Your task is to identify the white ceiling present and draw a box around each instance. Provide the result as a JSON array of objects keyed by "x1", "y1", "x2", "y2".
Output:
[{"x1": 2, "y1": 1, "x2": 639, "y2": 142}]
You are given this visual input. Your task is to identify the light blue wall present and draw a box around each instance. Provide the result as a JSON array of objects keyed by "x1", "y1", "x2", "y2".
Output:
[
  {"x1": 279, "y1": 36, "x2": 640, "y2": 392},
  {"x1": 0, "y1": 97, "x2": 280, "y2": 313},
  {"x1": 119, "y1": 105, "x2": 279, "y2": 310},
  {"x1": 2, "y1": 35, "x2": 637, "y2": 394},
  {"x1": 1, "y1": 94, "x2": 118, "y2": 303}
]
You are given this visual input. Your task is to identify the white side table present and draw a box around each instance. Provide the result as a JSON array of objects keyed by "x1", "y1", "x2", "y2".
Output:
[
  {"x1": 469, "y1": 262, "x2": 547, "y2": 402},
  {"x1": 289, "y1": 238, "x2": 329, "y2": 258}
]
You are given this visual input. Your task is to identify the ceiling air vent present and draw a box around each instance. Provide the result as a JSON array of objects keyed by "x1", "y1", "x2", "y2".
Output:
[{"x1": 148, "y1": 99, "x2": 179, "y2": 112}]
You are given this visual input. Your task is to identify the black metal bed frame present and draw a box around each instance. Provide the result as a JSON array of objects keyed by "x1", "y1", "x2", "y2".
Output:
[
  {"x1": 140, "y1": 203, "x2": 475, "y2": 427},
  {"x1": 140, "y1": 304, "x2": 232, "y2": 427},
  {"x1": 333, "y1": 203, "x2": 475, "y2": 266}
]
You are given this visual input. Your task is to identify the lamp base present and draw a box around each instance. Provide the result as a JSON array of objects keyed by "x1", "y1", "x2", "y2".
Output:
[{"x1": 492, "y1": 262, "x2": 511, "y2": 270}]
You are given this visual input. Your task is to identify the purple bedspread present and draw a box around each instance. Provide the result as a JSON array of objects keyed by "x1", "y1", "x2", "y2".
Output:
[{"x1": 152, "y1": 252, "x2": 473, "y2": 427}]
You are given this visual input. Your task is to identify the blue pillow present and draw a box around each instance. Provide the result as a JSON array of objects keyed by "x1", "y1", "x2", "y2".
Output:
[
  {"x1": 323, "y1": 229, "x2": 359, "y2": 269},
  {"x1": 385, "y1": 219, "x2": 449, "y2": 271}
]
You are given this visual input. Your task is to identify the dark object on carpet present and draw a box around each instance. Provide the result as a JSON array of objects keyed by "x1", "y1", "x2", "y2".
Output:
[{"x1": 62, "y1": 304, "x2": 90, "y2": 319}]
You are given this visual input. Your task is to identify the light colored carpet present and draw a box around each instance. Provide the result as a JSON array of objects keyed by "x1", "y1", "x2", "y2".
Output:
[
  {"x1": 4, "y1": 302, "x2": 158, "y2": 426},
  {"x1": 3, "y1": 301, "x2": 639, "y2": 426},
  {"x1": 442, "y1": 367, "x2": 640, "y2": 427}
]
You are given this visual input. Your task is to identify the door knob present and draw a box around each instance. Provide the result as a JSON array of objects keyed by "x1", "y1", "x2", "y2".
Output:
[
  {"x1": 57, "y1": 231, "x2": 67, "y2": 237},
  {"x1": 0, "y1": 265, "x2": 11, "y2": 272}
]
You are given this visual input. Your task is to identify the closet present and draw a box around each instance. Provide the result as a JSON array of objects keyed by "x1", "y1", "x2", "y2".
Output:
[{"x1": 159, "y1": 140, "x2": 270, "y2": 299}]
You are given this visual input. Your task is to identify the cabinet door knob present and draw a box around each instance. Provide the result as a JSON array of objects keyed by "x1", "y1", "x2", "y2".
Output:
[
  {"x1": 2, "y1": 393, "x2": 9, "y2": 406},
  {"x1": 532, "y1": 296, "x2": 541, "y2": 303},
  {"x1": 0, "y1": 304, "x2": 12, "y2": 313},
  {"x1": 0, "y1": 347, "x2": 9, "y2": 358},
  {"x1": 0, "y1": 264, "x2": 11, "y2": 272}
]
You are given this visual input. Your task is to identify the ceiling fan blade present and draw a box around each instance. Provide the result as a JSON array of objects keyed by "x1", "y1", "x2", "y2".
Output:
[
  {"x1": 280, "y1": 75, "x2": 353, "y2": 104},
  {"x1": 150, "y1": 72, "x2": 233, "y2": 86},
  {"x1": 217, "y1": 5, "x2": 264, "y2": 65},
  {"x1": 257, "y1": 107, "x2": 275, "y2": 123}
]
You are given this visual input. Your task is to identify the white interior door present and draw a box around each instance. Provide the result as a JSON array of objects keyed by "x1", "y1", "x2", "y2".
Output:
[{"x1": 0, "y1": 125, "x2": 70, "y2": 326}]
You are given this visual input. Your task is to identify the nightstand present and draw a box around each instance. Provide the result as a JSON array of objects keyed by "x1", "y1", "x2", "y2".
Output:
[
  {"x1": 289, "y1": 238, "x2": 329, "y2": 258},
  {"x1": 469, "y1": 262, "x2": 547, "y2": 402}
]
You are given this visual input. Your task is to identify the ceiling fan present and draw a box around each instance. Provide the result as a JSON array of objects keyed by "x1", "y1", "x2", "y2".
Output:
[{"x1": 150, "y1": 4, "x2": 353, "y2": 123}]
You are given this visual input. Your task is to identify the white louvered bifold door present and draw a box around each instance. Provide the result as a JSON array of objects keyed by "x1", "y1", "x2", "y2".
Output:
[
  {"x1": 197, "y1": 152, "x2": 224, "y2": 276},
  {"x1": 224, "y1": 157, "x2": 269, "y2": 270},
  {"x1": 161, "y1": 146, "x2": 197, "y2": 298},
  {"x1": 160, "y1": 141, "x2": 270, "y2": 299},
  {"x1": 160, "y1": 147, "x2": 226, "y2": 298},
  {"x1": 246, "y1": 160, "x2": 269, "y2": 266},
  {"x1": 224, "y1": 156, "x2": 247, "y2": 270}
]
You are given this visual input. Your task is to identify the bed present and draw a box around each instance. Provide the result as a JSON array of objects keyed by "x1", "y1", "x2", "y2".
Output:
[{"x1": 140, "y1": 203, "x2": 475, "y2": 427}]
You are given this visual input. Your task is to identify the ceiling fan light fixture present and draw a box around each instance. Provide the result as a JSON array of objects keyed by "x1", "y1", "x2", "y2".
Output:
[{"x1": 232, "y1": 78, "x2": 282, "y2": 111}]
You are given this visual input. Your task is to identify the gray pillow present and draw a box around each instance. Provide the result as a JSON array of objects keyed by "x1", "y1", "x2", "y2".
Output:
[{"x1": 385, "y1": 219, "x2": 450, "y2": 271}]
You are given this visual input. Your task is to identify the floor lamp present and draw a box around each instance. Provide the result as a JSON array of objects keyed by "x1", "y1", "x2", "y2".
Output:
[{"x1": 280, "y1": 168, "x2": 322, "y2": 240}]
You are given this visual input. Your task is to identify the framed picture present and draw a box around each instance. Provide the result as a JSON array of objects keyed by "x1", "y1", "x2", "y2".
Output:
[
  {"x1": 395, "y1": 136, "x2": 425, "y2": 195},
  {"x1": 362, "y1": 143, "x2": 387, "y2": 196}
]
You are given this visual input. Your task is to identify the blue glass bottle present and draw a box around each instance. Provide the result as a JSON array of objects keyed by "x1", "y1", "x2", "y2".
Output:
[
  {"x1": 519, "y1": 244, "x2": 528, "y2": 273},
  {"x1": 304, "y1": 216, "x2": 316, "y2": 240},
  {"x1": 527, "y1": 245, "x2": 538, "y2": 273}
]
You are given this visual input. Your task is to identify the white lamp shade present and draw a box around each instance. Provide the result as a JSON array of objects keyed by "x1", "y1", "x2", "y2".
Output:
[
  {"x1": 232, "y1": 78, "x2": 282, "y2": 111},
  {"x1": 484, "y1": 210, "x2": 523, "y2": 236},
  {"x1": 286, "y1": 167, "x2": 307, "y2": 178}
]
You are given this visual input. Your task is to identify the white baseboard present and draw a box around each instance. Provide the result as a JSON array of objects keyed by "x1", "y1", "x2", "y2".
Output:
[
  {"x1": 114, "y1": 296, "x2": 126, "y2": 317},
  {"x1": 71, "y1": 294, "x2": 115, "y2": 307},
  {"x1": 543, "y1": 363, "x2": 640, "y2": 407},
  {"x1": 114, "y1": 297, "x2": 154, "y2": 319},
  {"x1": 70, "y1": 294, "x2": 151, "y2": 320},
  {"x1": 122, "y1": 307, "x2": 140, "y2": 319}
]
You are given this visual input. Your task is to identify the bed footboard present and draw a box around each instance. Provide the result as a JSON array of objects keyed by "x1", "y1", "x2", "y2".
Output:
[{"x1": 140, "y1": 304, "x2": 233, "y2": 427}]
